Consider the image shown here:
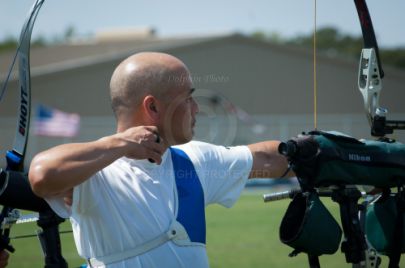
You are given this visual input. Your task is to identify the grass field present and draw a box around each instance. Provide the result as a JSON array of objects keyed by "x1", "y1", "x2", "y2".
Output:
[{"x1": 4, "y1": 192, "x2": 404, "y2": 267}]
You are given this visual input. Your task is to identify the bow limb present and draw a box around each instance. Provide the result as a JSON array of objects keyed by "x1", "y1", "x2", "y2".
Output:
[
  {"x1": 354, "y1": 0, "x2": 405, "y2": 137},
  {"x1": 9, "y1": 0, "x2": 45, "y2": 168},
  {"x1": 1, "y1": 2, "x2": 68, "y2": 266},
  {"x1": 0, "y1": 0, "x2": 45, "y2": 252},
  {"x1": 353, "y1": 0, "x2": 383, "y2": 127},
  {"x1": 354, "y1": 0, "x2": 384, "y2": 78}
]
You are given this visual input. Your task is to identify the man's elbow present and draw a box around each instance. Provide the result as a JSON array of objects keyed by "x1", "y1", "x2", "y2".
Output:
[{"x1": 28, "y1": 156, "x2": 52, "y2": 198}]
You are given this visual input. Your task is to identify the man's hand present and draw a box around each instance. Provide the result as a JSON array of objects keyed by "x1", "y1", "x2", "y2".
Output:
[
  {"x1": 116, "y1": 126, "x2": 166, "y2": 164},
  {"x1": 0, "y1": 250, "x2": 9, "y2": 268},
  {"x1": 29, "y1": 125, "x2": 168, "y2": 198}
]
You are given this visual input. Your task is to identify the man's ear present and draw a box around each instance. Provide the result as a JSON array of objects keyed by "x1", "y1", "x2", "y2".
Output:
[{"x1": 143, "y1": 95, "x2": 159, "y2": 119}]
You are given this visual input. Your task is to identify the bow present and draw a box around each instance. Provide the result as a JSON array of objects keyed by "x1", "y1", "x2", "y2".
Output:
[
  {"x1": 0, "y1": 0, "x2": 45, "y2": 253},
  {"x1": 354, "y1": 2, "x2": 405, "y2": 266},
  {"x1": 0, "y1": 1, "x2": 68, "y2": 267},
  {"x1": 264, "y1": 2, "x2": 405, "y2": 267},
  {"x1": 354, "y1": 0, "x2": 405, "y2": 138}
]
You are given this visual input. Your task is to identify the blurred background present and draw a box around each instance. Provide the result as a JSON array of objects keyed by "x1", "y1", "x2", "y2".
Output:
[
  {"x1": 1, "y1": 0, "x2": 405, "y2": 166},
  {"x1": 1, "y1": 1, "x2": 405, "y2": 266}
]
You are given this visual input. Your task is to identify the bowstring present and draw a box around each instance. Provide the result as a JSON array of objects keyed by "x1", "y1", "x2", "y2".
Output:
[
  {"x1": 0, "y1": 47, "x2": 20, "y2": 101},
  {"x1": 313, "y1": 0, "x2": 318, "y2": 130}
]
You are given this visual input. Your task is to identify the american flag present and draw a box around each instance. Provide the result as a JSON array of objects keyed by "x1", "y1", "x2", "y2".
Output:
[{"x1": 34, "y1": 104, "x2": 80, "y2": 137}]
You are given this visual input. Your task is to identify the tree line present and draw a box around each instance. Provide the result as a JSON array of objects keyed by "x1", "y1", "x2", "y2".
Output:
[
  {"x1": 1, "y1": 26, "x2": 404, "y2": 70},
  {"x1": 252, "y1": 27, "x2": 405, "y2": 70},
  {"x1": 0, "y1": 25, "x2": 75, "y2": 53}
]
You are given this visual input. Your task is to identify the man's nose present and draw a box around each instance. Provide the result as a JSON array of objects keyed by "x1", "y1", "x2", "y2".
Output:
[{"x1": 192, "y1": 98, "x2": 199, "y2": 114}]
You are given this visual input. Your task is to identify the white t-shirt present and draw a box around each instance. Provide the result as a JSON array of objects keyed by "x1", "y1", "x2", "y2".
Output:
[{"x1": 47, "y1": 141, "x2": 253, "y2": 268}]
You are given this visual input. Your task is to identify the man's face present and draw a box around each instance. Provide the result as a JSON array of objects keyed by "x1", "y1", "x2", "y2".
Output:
[{"x1": 159, "y1": 74, "x2": 199, "y2": 145}]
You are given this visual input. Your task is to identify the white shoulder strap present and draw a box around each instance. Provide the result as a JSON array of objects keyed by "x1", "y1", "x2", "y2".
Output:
[{"x1": 87, "y1": 221, "x2": 189, "y2": 267}]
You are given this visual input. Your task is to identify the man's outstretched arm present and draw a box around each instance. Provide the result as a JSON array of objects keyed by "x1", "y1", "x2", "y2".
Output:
[{"x1": 248, "y1": 141, "x2": 294, "y2": 179}]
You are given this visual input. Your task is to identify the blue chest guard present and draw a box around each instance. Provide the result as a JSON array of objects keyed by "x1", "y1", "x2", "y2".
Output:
[{"x1": 170, "y1": 147, "x2": 206, "y2": 244}]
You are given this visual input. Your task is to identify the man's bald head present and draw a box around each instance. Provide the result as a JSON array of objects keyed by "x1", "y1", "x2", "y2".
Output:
[{"x1": 110, "y1": 52, "x2": 192, "y2": 120}]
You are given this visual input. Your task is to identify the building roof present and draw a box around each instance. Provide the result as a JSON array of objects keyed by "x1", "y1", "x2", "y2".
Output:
[
  {"x1": 1, "y1": 32, "x2": 404, "y2": 117},
  {"x1": 2, "y1": 32, "x2": 404, "y2": 81},
  {"x1": 0, "y1": 33, "x2": 228, "y2": 80}
]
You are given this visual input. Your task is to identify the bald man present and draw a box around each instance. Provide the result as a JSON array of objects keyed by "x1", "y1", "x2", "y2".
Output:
[{"x1": 29, "y1": 52, "x2": 291, "y2": 267}]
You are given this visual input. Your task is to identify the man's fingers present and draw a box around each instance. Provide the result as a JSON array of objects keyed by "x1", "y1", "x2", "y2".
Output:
[
  {"x1": 148, "y1": 151, "x2": 163, "y2": 165},
  {"x1": 144, "y1": 126, "x2": 159, "y2": 136},
  {"x1": 149, "y1": 139, "x2": 166, "y2": 154},
  {"x1": 122, "y1": 126, "x2": 167, "y2": 162},
  {"x1": 143, "y1": 127, "x2": 160, "y2": 144},
  {"x1": 146, "y1": 139, "x2": 167, "y2": 164},
  {"x1": 154, "y1": 133, "x2": 160, "y2": 143}
]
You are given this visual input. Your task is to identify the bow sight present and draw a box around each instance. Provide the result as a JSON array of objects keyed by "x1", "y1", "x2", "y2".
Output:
[{"x1": 264, "y1": 1, "x2": 405, "y2": 268}]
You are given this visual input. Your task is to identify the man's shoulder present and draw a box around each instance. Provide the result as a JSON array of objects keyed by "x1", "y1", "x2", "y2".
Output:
[
  {"x1": 175, "y1": 140, "x2": 246, "y2": 151},
  {"x1": 172, "y1": 140, "x2": 249, "y2": 162},
  {"x1": 93, "y1": 157, "x2": 132, "y2": 179},
  {"x1": 173, "y1": 140, "x2": 219, "y2": 155}
]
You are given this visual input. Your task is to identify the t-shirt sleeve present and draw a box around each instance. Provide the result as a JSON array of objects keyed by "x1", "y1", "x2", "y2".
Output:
[
  {"x1": 44, "y1": 170, "x2": 105, "y2": 218},
  {"x1": 72, "y1": 170, "x2": 110, "y2": 215},
  {"x1": 178, "y1": 141, "x2": 253, "y2": 208},
  {"x1": 44, "y1": 196, "x2": 71, "y2": 219}
]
